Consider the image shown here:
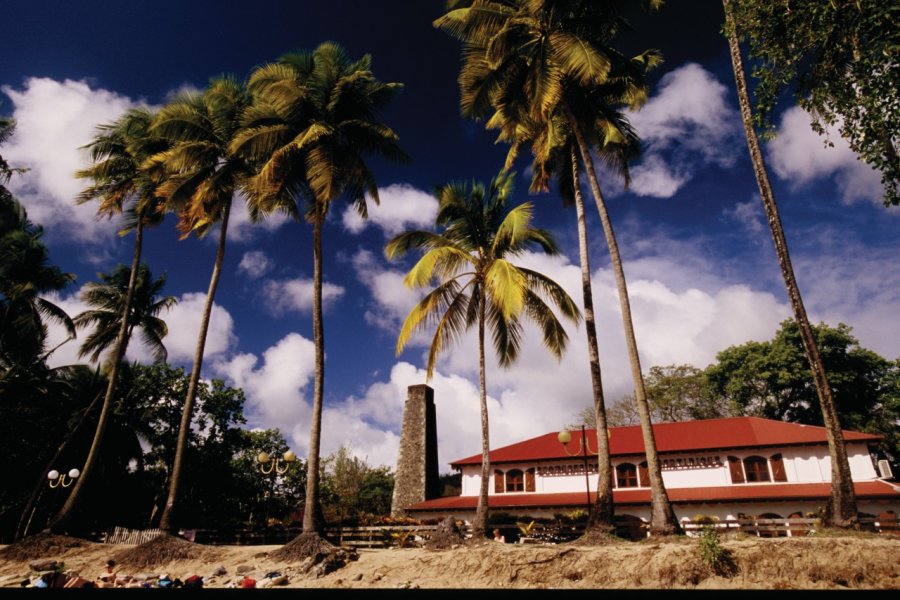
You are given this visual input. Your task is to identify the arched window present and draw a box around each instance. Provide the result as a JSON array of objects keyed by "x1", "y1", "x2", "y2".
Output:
[
  {"x1": 743, "y1": 456, "x2": 771, "y2": 482},
  {"x1": 506, "y1": 469, "x2": 524, "y2": 493},
  {"x1": 525, "y1": 468, "x2": 536, "y2": 492},
  {"x1": 770, "y1": 454, "x2": 788, "y2": 482},
  {"x1": 616, "y1": 463, "x2": 638, "y2": 488},
  {"x1": 494, "y1": 470, "x2": 504, "y2": 494}
]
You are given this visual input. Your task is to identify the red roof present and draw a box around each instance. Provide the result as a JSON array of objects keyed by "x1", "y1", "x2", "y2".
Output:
[
  {"x1": 407, "y1": 480, "x2": 900, "y2": 512},
  {"x1": 451, "y1": 416, "x2": 881, "y2": 466}
]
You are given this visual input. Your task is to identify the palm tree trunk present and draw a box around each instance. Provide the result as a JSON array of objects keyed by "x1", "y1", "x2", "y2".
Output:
[
  {"x1": 570, "y1": 145, "x2": 615, "y2": 534},
  {"x1": 160, "y1": 201, "x2": 231, "y2": 533},
  {"x1": 723, "y1": 0, "x2": 858, "y2": 527},
  {"x1": 302, "y1": 207, "x2": 326, "y2": 535},
  {"x1": 473, "y1": 286, "x2": 490, "y2": 538},
  {"x1": 569, "y1": 114, "x2": 681, "y2": 536},
  {"x1": 49, "y1": 221, "x2": 145, "y2": 533}
]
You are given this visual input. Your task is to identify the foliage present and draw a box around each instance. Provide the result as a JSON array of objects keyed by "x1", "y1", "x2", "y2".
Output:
[
  {"x1": 319, "y1": 446, "x2": 394, "y2": 526},
  {"x1": 728, "y1": 0, "x2": 900, "y2": 206},
  {"x1": 698, "y1": 525, "x2": 729, "y2": 574}
]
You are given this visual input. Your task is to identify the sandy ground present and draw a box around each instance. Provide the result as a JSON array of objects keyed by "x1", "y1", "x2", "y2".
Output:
[{"x1": 1, "y1": 532, "x2": 898, "y2": 590}]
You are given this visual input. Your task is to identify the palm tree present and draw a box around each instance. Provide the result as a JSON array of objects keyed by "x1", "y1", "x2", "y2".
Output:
[
  {"x1": 722, "y1": 0, "x2": 858, "y2": 527},
  {"x1": 148, "y1": 76, "x2": 254, "y2": 532},
  {"x1": 48, "y1": 107, "x2": 169, "y2": 532},
  {"x1": 235, "y1": 42, "x2": 409, "y2": 544},
  {"x1": 73, "y1": 264, "x2": 175, "y2": 364},
  {"x1": 435, "y1": 0, "x2": 681, "y2": 535},
  {"x1": 385, "y1": 171, "x2": 580, "y2": 538}
]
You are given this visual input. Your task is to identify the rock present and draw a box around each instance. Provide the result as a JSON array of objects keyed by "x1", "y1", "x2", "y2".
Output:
[
  {"x1": 28, "y1": 560, "x2": 57, "y2": 572},
  {"x1": 235, "y1": 565, "x2": 254, "y2": 575},
  {"x1": 268, "y1": 575, "x2": 288, "y2": 586},
  {"x1": 253, "y1": 551, "x2": 269, "y2": 559},
  {"x1": 352, "y1": 573, "x2": 364, "y2": 581},
  {"x1": 211, "y1": 565, "x2": 227, "y2": 576}
]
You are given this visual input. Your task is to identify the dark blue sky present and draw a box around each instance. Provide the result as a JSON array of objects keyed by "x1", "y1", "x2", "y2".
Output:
[{"x1": 2, "y1": 1, "x2": 896, "y2": 469}]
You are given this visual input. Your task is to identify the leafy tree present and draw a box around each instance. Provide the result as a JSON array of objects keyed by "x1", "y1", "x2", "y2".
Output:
[
  {"x1": 237, "y1": 42, "x2": 410, "y2": 542},
  {"x1": 148, "y1": 77, "x2": 255, "y2": 532},
  {"x1": 234, "y1": 429, "x2": 307, "y2": 528},
  {"x1": 435, "y1": 0, "x2": 680, "y2": 537},
  {"x1": 724, "y1": 0, "x2": 858, "y2": 527},
  {"x1": 386, "y1": 170, "x2": 580, "y2": 537},
  {"x1": 50, "y1": 108, "x2": 171, "y2": 533},
  {"x1": 729, "y1": 0, "x2": 899, "y2": 206}
]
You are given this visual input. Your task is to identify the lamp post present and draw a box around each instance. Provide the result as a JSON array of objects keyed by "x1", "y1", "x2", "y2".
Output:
[
  {"x1": 558, "y1": 425, "x2": 597, "y2": 516},
  {"x1": 256, "y1": 450, "x2": 296, "y2": 527}
]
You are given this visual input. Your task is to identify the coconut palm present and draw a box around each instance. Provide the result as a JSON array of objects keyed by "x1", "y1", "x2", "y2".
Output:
[
  {"x1": 148, "y1": 76, "x2": 254, "y2": 532},
  {"x1": 235, "y1": 42, "x2": 409, "y2": 544},
  {"x1": 722, "y1": 0, "x2": 858, "y2": 527},
  {"x1": 435, "y1": 0, "x2": 681, "y2": 535},
  {"x1": 385, "y1": 170, "x2": 580, "y2": 537},
  {"x1": 48, "y1": 107, "x2": 169, "y2": 532}
]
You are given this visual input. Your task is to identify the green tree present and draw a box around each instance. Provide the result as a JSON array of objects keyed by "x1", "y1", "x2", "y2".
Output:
[
  {"x1": 386, "y1": 171, "x2": 580, "y2": 538},
  {"x1": 149, "y1": 77, "x2": 255, "y2": 532},
  {"x1": 435, "y1": 0, "x2": 680, "y2": 536},
  {"x1": 723, "y1": 0, "x2": 858, "y2": 527},
  {"x1": 237, "y1": 42, "x2": 409, "y2": 544},
  {"x1": 49, "y1": 107, "x2": 170, "y2": 533},
  {"x1": 729, "y1": 0, "x2": 899, "y2": 206}
]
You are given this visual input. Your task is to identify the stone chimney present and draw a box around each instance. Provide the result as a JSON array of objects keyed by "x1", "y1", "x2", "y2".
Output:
[{"x1": 391, "y1": 384, "x2": 439, "y2": 517}]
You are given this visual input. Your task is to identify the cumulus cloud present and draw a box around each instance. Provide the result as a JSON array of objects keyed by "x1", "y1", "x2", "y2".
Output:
[
  {"x1": 342, "y1": 183, "x2": 438, "y2": 237},
  {"x1": 226, "y1": 196, "x2": 292, "y2": 242},
  {"x1": 352, "y1": 250, "x2": 420, "y2": 332},
  {"x1": 260, "y1": 277, "x2": 345, "y2": 316},
  {"x1": 723, "y1": 198, "x2": 766, "y2": 235},
  {"x1": 158, "y1": 292, "x2": 237, "y2": 363},
  {"x1": 767, "y1": 106, "x2": 883, "y2": 204},
  {"x1": 625, "y1": 63, "x2": 742, "y2": 198},
  {"x1": 1, "y1": 78, "x2": 139, "y2": 243},
  {"x1": 237, "y1": 250, "x2": 272, "y2": 279}
]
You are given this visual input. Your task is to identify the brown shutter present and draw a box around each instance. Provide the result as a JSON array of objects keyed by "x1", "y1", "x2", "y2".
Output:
[
  {"x1": 525, "y1": 468, "x2": 535, "y2": 492},
  {"x1": 770, "y1": 454, "x2": 787, "y2": 482},
  {"x1": 638, "y1": 462, "x2": 649, "y2": 487},
  {"x1": 728, "y1": 456, "x2": 745, "y2": 483},
  {"x1": 494, "y1": 470, "x2": 504, "y2": 494}
]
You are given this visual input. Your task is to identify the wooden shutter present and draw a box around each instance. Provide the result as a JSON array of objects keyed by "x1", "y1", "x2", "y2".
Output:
[
  {"x1": 525, "y1": 468, "x2": 535, "y2": 492},
  {"x1": 728, "y1": 456, "x2": 745, "y2": 483},
  {"x1": 494, "y1": 470, "x2": 504, "y2": 494},
  {"x1": 638, "y1": 462, "x2": 649, "y2": 487},
  {"x1": 770, "y1": 454, "x2": 787, "y2": 482}
]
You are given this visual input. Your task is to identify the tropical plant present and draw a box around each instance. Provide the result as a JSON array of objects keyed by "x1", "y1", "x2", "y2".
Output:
[
  {"x1": 236, "y1": 42, "x2": 409, "y2": 544},
  {"x1": 49, "y1": 107, "x2": 169, "y2": 533},
  {"x1": 148, "y1": 76, "x2": 255, "y2": 532},
  {"x1": 723, "y1": 0, "x2": 858, "y2": 528},
  {"x1": 385, "y1": 170, "x2": 580, "y2": 537},
  {"x1": 435, "y1": 0, "x2": 681, "y2": 536}
]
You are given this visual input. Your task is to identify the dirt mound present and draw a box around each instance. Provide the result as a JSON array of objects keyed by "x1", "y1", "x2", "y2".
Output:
[
  {"x1": 425, "y1": 516, "x2": 466, "y2": 550},
  {"x1": 112, "y1": 533, "x2": 220, "y2": 570},
  {"x1": 0, "y1": 532, "x2": 91, "y2": 561},
  {"x1": 268, "y1": 532, "x2": 336, "y2": 563}
]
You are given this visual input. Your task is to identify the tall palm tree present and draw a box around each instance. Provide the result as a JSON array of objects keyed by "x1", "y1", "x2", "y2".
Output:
[
  {"x1": 149, "y1": 76, "x2": 254, "y2": 532},
  {"x1": 436, "y1": 0, "x2": 681, "y2": 535},
  {"x1": 385, "y1": 171, "x2": 580, "y2": 537},
  {"x1": 73, "y1": 263, "x2": 175, "y2": 365},
  {"x1": 49, "y1": 107, "x2": 169, "y2": 532},
  {"x1": 722, "y1": 0, "x2": 858, "y2": 527},
  {"x1": 235, "y1": 42, "x2": 409, "y2": 544}
]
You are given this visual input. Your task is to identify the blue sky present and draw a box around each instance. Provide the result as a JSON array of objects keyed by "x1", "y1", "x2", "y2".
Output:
[{"x1": 2, "y1": 1, "x2": 897, "y2": 473}]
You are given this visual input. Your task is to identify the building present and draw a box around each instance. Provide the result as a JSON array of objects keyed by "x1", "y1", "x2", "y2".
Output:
[{"x1": 404, "y1": 416, "x2": 900, "y2": 529}]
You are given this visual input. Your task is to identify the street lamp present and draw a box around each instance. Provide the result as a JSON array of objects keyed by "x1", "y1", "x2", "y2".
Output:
[
  {"x1": 558, "y1": 425, "x2": 598, "y2": 516},
  {"x1": 257, "y1": 450, "x2": 296, "y2": 475},
  {"x1": 47, "y1": 468, "x2": 80, "y2": 488}
]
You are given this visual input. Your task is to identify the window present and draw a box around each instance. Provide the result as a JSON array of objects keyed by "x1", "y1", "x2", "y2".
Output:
[
  {"x1": 494, "y1": 470, "x2": 504, "y2": 494},
  {"x1": 616, "y1": 463, "x2": 638, "y2": 488},
  {"x1": 770, "y1": 454, "x2": 787, "y2": 482},
  {"x1": 505, "y1": 469, "x2": 524, "y2": 492},
  {"x1": 525, "y1": 468, "x2": 536, "y2": 492},
  {"x1": 728, "y1": 456, "x2": 745, "y2": 483},
  {"x1": 743, "y1": 456, "x2": 771, "y2": 482}
]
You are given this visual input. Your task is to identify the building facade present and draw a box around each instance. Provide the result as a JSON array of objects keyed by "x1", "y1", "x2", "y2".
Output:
[{"x1": 405, "y1": 417, "x2": 900, "y2": 527}]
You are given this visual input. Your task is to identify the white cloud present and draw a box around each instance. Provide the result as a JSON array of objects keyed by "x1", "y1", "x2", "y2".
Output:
[
  {"x1": 226, "y1": 195, "x2": 292, "y2": 242},
  {"x1": 237, "y1": 250, "x2": 272, "y2": 279},
  {"x1": 767, "y1": 106, "x2": 883, "y2": 204},
  {"x1": 626, "y1": 63, "x2": 742, "y2": 198},
  {"x1": 342, "y1": 183, "x2": 438, "y2": 237},
  {"x1": 723, "y1": 198, "x2": 766, "y2": 235},
  {"x1": 260, "y1": 277, "x2": 345, "y2": 316},
  {"x1": 352, "y1": 250, "x2": 420, "y2": 332},
  {"x1": 159, "y1": 292, "x2": 237, "y2": 363},
  {"x1": 1, "y1": 77, "x2": 139, "y2": 243}
]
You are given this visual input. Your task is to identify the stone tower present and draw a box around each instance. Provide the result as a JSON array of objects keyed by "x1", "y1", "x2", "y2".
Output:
[{"x1": 391, "y1": 384, "x2": 440, "y2": 517}]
